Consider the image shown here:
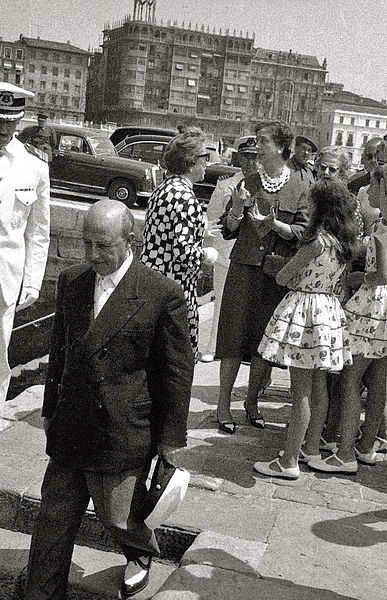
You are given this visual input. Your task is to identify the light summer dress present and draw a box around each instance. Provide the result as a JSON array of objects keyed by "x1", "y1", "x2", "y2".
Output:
[
  {"x1": 258, "y1": 231, "x2": 352, "y2": 371},
  {"x1": 344, "y1": 221, "x2": 387, "y2": 358}
]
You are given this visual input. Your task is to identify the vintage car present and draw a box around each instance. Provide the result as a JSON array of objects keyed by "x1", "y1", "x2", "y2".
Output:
[
  {"x1": 27, "y1": 124, "x2": 163, "y2": 208},
  {"x1": 114, "y1": 131, "x2": 239, "y2": 203}
]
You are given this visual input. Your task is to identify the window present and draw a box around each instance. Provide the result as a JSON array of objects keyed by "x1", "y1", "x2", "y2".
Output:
[
  {"x1": 29, "y1": 64, "x2": 35, "y2": 73},
  {"x1": 16, "y1": 49, "x2": 24, "y2": 60},
  {"x1": 339, "y1": 116, "x2": 344, "y2": 124},
  {"x1": 3, "y1": 47, "x2": 11, "y2": 59},
  {"x1": 365, "y1": 118, "x2": 370, "y2": 126},
  {"x1": 187, "y1": 79, "x2": 196, "y2": 87},
  {"x1": 64, "y1": 69, "x2": 70, "y2": 77},
  {"x1": 59, "y1": 134, "x2": 85, "y2": 152},
  {"x1": 376, "y1": 120, "x2": 380, "y2": 128},
  {"x1": 188, "y1": 65, "x2": 196, "y2": 72},
  {"x1": 40, "y1": 81, "x2": 46, "y2": 90},
  {"x1": 74, "y1": 85, "x2": 81, "y2": 95},
  {"x1": 42, "y1": 51, "x2": 48, "y2": 60},
  {"x1": 51, "y1": 95, "x2": 57, "y2": 105},
  {"x1": 335, "y1": 131, "x2": 343, "y2": 146},
  {"x1": 175, "y1": 63, "x2": 184, "y2": 70},
  {"x1": 62, "y1": 97, "x2": 68, "y2": 107},
  {"x1": 190, "y1": 52, "x2": 198, "y2": 58},
  {"x1": 362, "y1": 135, "x2": 368, "y2": 147},
  {"x1": 38, "y1": 93, "x2": 45, "y2": 103},
  {"x1": 72, "y1": 98, "x2": 80, "y2": 108},
  {"x1": 63, "y1": 82, "x2": 69, "y2": 92},
  {"x1": 41, "y1": 66, "x2": 47, "y2": 75},
  {"x1": 30, "y1": 50, "x2": 36, "y2": 59},
  {"x1": 52, "y1": 81, "x2": 58, "y2": 90},
  {"x1": 238, "y1": 85, "x2": 247, "y2": 93},
  {"x1": 226, "y1": 84, "x2": 234, "y2": 91},
  {"x1": 75, "y1": 70, "x2": 82, "y2": 79},
  {"x1": 52, "y1": 67, "x2": 58, "y2": 76},
  {"x1": 28, "y1": 79, "x2": 34, "y2": 88},
  {"x1": 53, "y1": 53, "x2": 59, "y2": 62},
  {"x1": 350, "y1": 117, "x2": 355, "y2": 125},
  {"x1": 3, "y1": 72, "x2": 8, "y2": 82},
  {"x1": 225, "y1": 98, "x2": 232, "y2": 105},
  {"x1": 346, "y1": 132, "x2": 354, "y2": 147}
]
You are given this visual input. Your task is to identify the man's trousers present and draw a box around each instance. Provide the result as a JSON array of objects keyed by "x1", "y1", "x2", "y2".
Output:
[
  {"x1": 0, "y1": 298, "x2": 16, "y2": 425},
  {"x1": 25, "y1": 459, "x2": 160, "y2": 600}
]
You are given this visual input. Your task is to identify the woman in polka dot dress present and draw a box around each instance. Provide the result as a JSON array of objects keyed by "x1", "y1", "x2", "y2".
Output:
[{"x1": 141, "y1": 130, "x2": 217, "y2": 360}]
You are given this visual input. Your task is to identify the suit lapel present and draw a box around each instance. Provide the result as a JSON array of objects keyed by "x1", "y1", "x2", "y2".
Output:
[
  {"x1": 67, "y1": 267, "x2": 95, "y2": 341},
  {"x1": 81, "y1": 258, "x2": 145, "y2": 358}
]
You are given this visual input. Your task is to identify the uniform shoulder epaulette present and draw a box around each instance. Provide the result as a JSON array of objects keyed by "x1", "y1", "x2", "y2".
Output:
[
  {"x1": 24, "y1": 143, "x2": 49, "y2": 163},
  {"x1": 218, "y1": 173, "x2": 235, "y2": 182}
]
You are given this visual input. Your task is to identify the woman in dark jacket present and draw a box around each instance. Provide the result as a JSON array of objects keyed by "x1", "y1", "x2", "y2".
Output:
[{"x1": 215, "y1": 120, "x2": 309, "y2": 433}]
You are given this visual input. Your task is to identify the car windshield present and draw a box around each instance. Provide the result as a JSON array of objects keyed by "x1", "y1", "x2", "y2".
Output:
[{"x1": 88, "y1": 136, "x2": 117, "y2": 157}]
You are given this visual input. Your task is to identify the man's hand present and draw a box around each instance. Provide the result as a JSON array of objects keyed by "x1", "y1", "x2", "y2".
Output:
[
  {"x1": 16, "y1": 287, "x2": 39, "y2": 312},
  {"x1": 157, "y1": 444, "x2": 180, "y2": 465},
  {"x1": 43, "y1": 417, "x2": 51, "y2": 436}
]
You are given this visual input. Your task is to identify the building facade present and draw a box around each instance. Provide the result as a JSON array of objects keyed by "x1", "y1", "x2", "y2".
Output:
[
  {"x1": 320, "y1": 86, "x2": 387, "y2": 168},
  {"x1": 85, "y1": 5, "x2": 327, "y2": 143},
  {"x1": 0, "y1": 35, "x2": 89, "y2": 122}
]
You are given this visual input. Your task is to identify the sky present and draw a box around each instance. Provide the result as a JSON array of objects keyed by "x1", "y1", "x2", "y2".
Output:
[{"x1": 1, "y1": 0, "x2": 386, "y2": 101}]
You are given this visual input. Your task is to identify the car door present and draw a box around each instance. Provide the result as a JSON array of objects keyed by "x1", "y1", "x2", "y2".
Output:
[
  {"x1": 118, "y1": 141, "x2": 166, "y2": 165},
  {"x1": 50, "y1": 133, "x2": 105, "y2": 193}
]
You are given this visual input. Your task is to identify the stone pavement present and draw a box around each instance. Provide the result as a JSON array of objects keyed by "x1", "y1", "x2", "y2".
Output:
[{"x1": 0, "y1": 300, "x2": 386, "y2": 599}]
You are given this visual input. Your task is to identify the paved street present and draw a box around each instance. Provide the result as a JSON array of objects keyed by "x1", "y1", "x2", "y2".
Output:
[{"x1": 0, "y1": 300, "x2": 386, "y2": 599}]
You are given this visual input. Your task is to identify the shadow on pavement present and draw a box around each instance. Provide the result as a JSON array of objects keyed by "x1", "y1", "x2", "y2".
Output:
[{"x1": 312, "y1": 509, "x2": 387, "y2": 547}]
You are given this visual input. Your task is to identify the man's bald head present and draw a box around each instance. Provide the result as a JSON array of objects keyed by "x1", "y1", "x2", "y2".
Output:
[
  {"x1": 83, "y1": 200, "x2": 135, "y2": 276},
  {"x1": 84, "y1": 200, "x2": 135, "y2": 240}
]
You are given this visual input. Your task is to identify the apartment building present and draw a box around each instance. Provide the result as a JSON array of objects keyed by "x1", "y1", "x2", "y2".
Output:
[
  {"x1": 320, "y1": 86, "x2": 387, "y2": 168},
  {"x1": 85, "y1": 2, "x2": 327, "y2": 142},
  {"x1": 0, "y1": 35, "x2": 89, "y2": 122}
]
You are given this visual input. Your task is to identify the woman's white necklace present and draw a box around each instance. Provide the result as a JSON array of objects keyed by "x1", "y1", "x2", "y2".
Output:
[{"x1": 259, "y1": 165, "x2": 290, "y2": 193}]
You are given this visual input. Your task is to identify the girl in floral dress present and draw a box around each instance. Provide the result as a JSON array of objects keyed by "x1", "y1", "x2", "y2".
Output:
[
  {"x1": 254, "y1": 180, "x2": 358, "y2": 479},
  {"x1": 310, "y1": 162, "x2": 387, "y2": 474}
]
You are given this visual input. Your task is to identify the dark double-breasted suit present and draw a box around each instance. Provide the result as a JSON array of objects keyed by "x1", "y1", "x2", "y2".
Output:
[
  {"x1": 25, "y1": 257, "x2": 194, "y2": 600},
  {"x1": 43, "y1": 256, "x2": 194, "y2": 472}
]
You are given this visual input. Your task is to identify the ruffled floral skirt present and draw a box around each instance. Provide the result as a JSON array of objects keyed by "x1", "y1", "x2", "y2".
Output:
[
  {"x1": 345, "y1": 283, "x2": 387, "y2": 359},
  {"x1": 258, "y1": 290, "x2": 352, "y2": 371}
]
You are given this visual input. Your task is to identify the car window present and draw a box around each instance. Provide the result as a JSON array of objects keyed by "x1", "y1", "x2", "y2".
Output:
[
  {"x1": 119, "y1": 141, "x2": 166, "y2": 164},
  {"x1": 88, "y1": 136, "x2": 116, "y2": 157},
  {"x1": 59, "y1": 135, "x2": 87, "y2": 154}
]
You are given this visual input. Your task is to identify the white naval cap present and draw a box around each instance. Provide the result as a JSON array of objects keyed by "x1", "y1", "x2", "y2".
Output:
[{"x1": 0, "y1": 82, "x2": 34, "y2": 121}]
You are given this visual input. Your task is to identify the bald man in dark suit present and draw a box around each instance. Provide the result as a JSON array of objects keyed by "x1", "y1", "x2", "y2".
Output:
[{"x1": 25, "y1": 200, "x2": 194, "y2": 599}]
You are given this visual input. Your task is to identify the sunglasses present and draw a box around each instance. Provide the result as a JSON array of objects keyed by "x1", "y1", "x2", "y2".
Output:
[
  {"x1": 197, "y1": 152, "x2": 210, "y2": 161},
  {"x1": 319, "y1": 164, "x2": 339, "y2": 174}
]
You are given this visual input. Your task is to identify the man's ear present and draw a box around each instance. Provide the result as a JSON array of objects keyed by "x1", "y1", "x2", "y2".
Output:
[{"x1": 126, "y1": 231, "x2": 135, "y2": 247}]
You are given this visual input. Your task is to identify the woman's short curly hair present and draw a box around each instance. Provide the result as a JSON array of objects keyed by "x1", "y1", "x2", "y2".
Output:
[
  {"x1": 255, "y1": 120, "x2": 294, "y2": 160},
  {"x1": 314, "y1": 147, "x2": 350, "y2": 180},
  {"x1": 163, "y1": 129, "x2": 207, "y2": 175}
]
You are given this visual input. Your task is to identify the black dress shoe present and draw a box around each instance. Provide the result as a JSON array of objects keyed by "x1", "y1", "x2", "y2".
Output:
[{"x1": 120, "y1": 556, "x2": 152, "y2": 598}]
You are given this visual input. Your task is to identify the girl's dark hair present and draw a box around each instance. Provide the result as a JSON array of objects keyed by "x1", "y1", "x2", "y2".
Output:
[
  {"x1": 255, "y1": 120, "x2": 294, "y2": 160},
  {"x1": 301, "y1": 179, "x2": 358, "y2": 263}
]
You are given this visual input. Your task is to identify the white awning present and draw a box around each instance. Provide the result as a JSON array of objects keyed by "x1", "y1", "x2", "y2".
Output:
[{"x1": 3, "y1": 62, "x2": 12, "y2": 69}]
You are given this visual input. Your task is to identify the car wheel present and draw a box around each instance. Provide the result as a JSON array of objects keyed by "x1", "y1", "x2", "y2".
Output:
[{"x1": 108, "y1": 179, "x2": 136, "y2": 208}]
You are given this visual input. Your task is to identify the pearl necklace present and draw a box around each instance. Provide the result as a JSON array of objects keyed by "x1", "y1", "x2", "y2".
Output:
[{"x1": 258, "y1": 165, "x2": 290, "y2": 193}]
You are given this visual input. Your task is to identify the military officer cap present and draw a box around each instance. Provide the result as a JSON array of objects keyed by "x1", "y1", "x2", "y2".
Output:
[
  {"x1": 0, "y1": 82, "x2": 34, "y2": 121},
  {"x1": 295, "y1": 136, "x2": 318, "y2": 153},
  {"x1": 234, "y1": 135, "x2": 259, "y2": 154}
]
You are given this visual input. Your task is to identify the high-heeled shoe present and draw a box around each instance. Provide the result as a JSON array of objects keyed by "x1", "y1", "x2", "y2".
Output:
[
  {"x1": 216, "y1": 411, "x2": 236, "y2": 434},
  {"x1": 243, "y1": 402, "x2": 265, "y2": 429}
]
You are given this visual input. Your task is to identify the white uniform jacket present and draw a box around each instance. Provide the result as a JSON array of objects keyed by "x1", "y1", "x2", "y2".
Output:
[{"x1": 0, "y1": 136, "x2": 50, "y2": 305}]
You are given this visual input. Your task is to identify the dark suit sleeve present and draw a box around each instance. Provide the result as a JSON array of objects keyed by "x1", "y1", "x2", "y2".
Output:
[
  {"x1": 42, "y1": 271, "x2": 67, "y2": 418},
  {"x1": 152, "y1": 284, "x2": 194, "y2": 449}
]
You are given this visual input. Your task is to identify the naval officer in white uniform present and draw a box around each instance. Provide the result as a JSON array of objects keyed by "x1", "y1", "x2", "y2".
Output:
[{"x1": 0, "y1": 82, "x2": 50, "y2": 424}]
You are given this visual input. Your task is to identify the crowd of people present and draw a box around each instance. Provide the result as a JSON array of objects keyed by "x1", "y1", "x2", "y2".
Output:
[{"x1": 1, "y1": 76, "x2": 387, "y2": 598}]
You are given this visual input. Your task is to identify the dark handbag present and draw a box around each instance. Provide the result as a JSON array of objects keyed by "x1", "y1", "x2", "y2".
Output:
[
  {"x1": 262, "y1": 254, "x2": 290, "y2": 277},
  {"x1": 46, "y1": 389, "x2": 110, "y2": 468}
]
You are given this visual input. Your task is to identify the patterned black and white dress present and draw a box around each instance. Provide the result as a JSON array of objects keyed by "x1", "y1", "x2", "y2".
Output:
[{"x1": 141, "y1": 175, "x2": 205, "y2": 359}]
